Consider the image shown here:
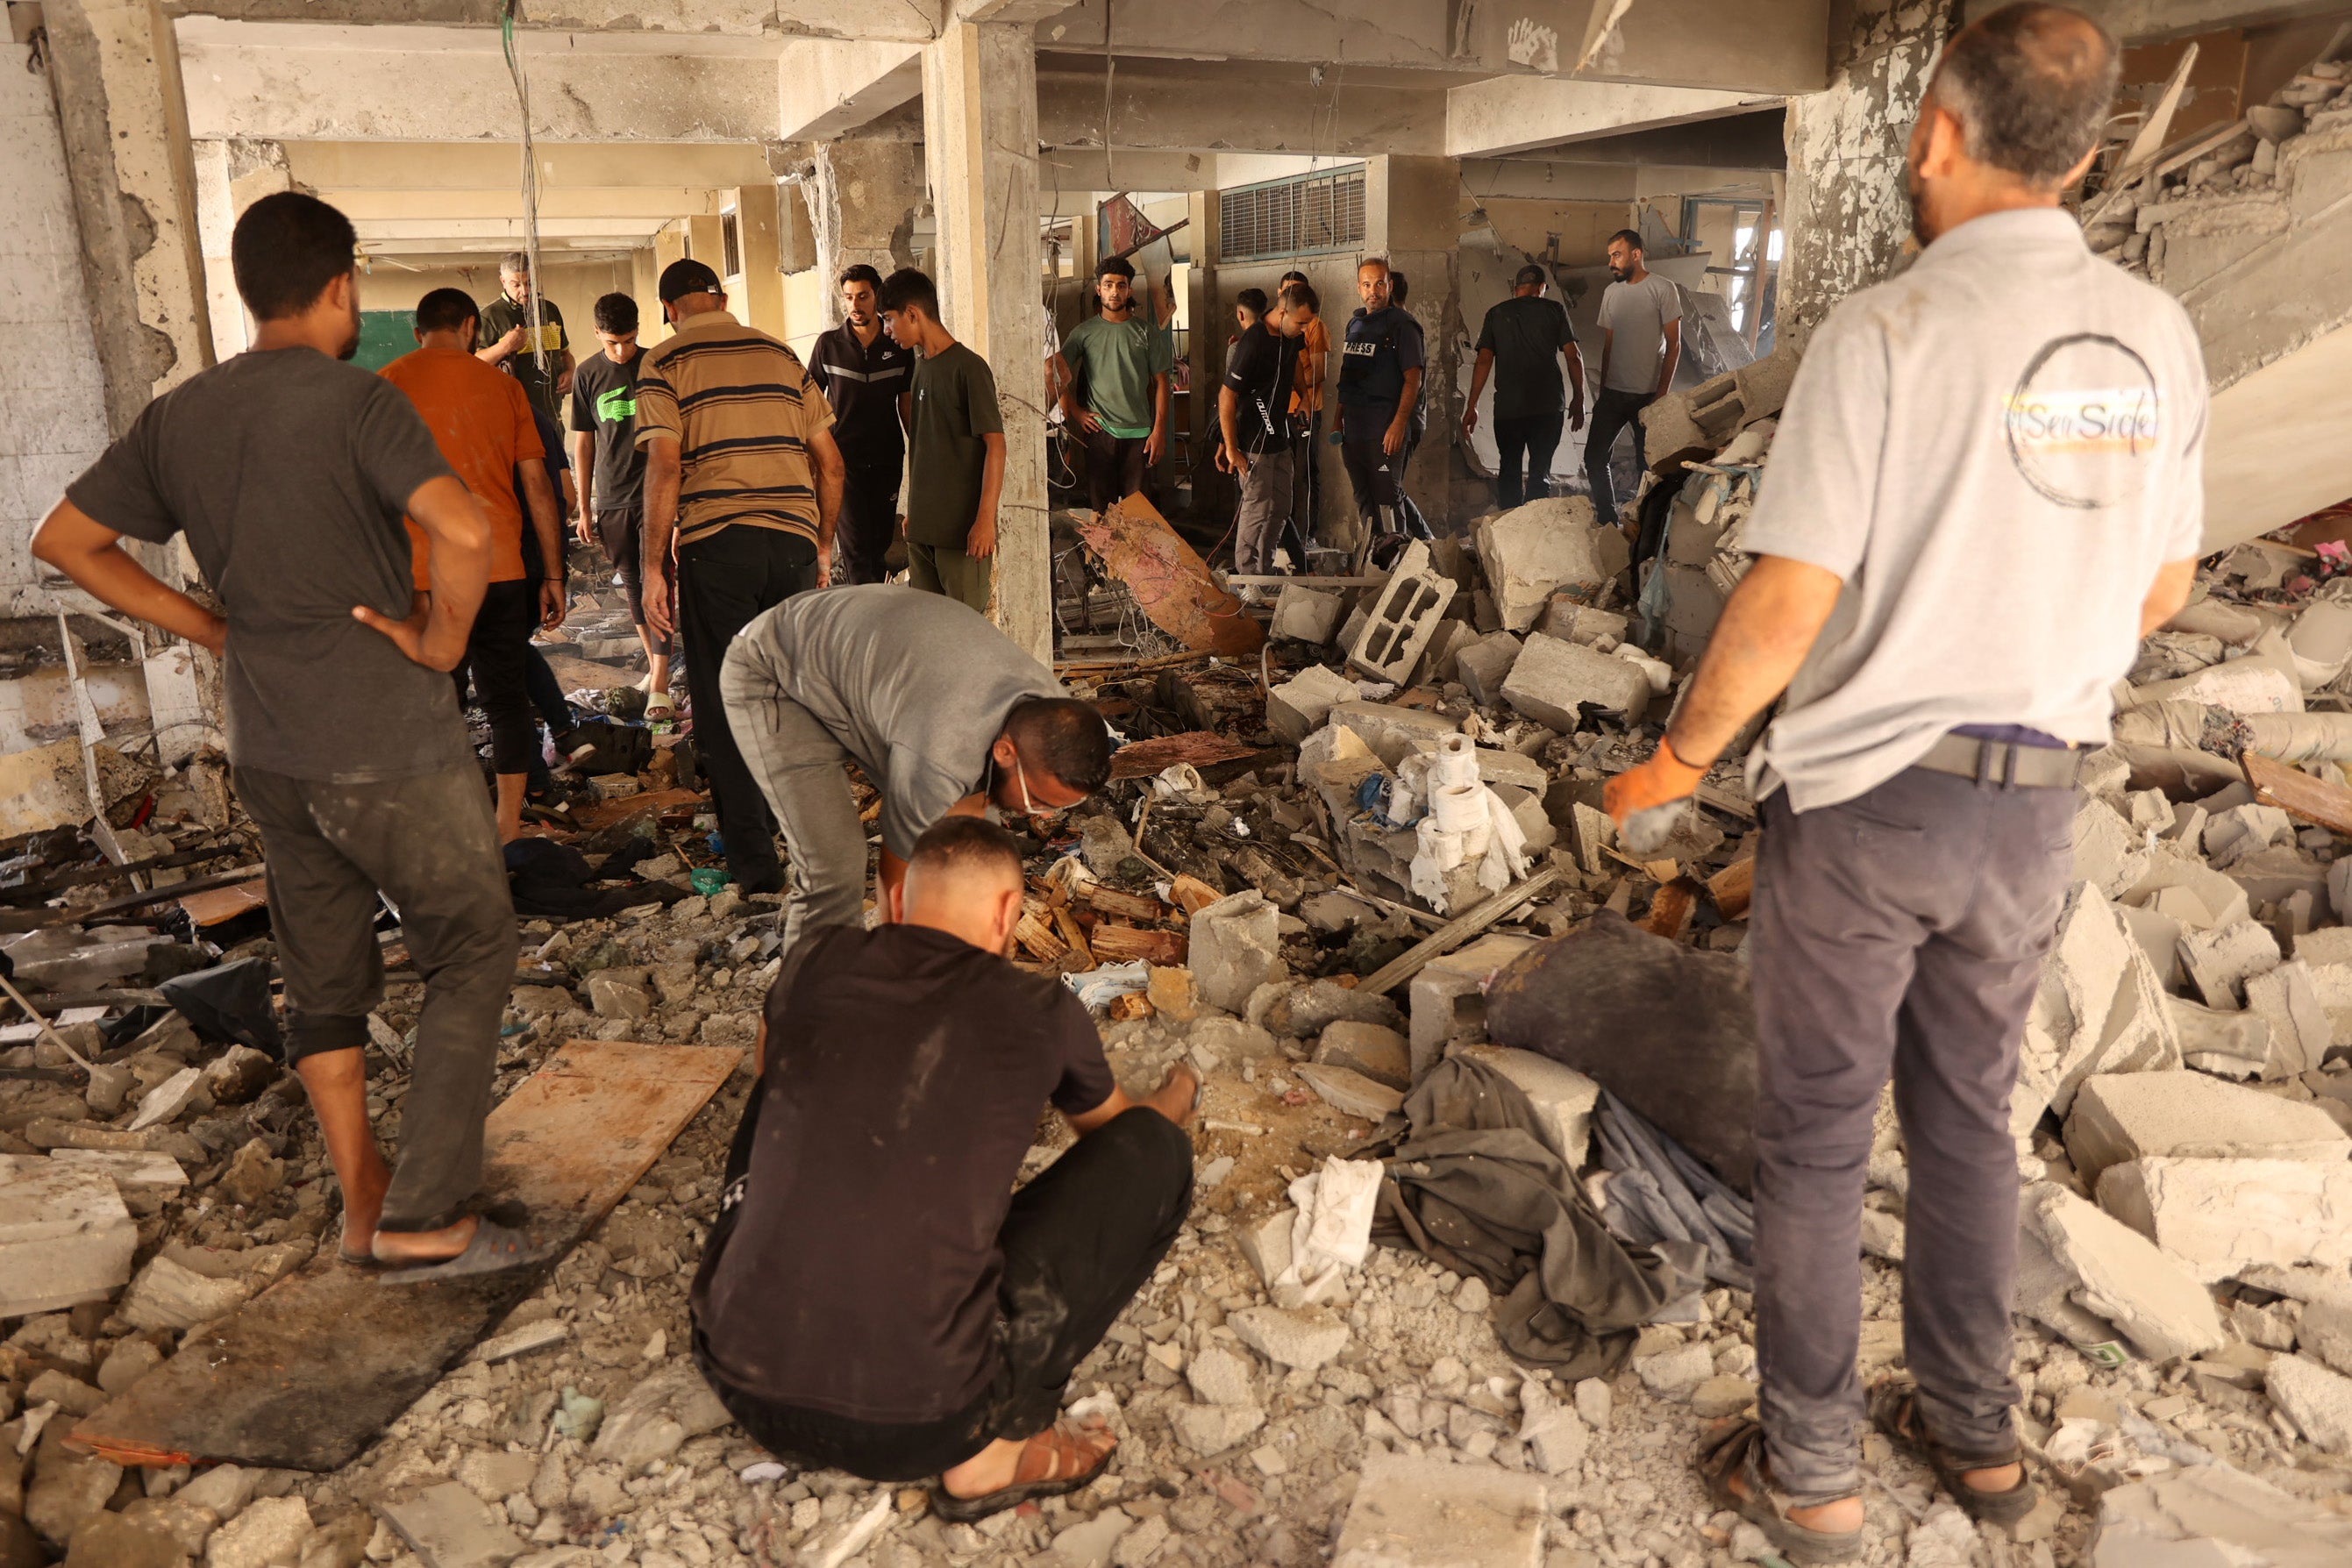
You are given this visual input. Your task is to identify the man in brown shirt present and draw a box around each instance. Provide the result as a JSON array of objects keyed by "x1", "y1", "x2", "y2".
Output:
[{"x1": 637, "y1": 259, "x2": 845, "y2": 893}]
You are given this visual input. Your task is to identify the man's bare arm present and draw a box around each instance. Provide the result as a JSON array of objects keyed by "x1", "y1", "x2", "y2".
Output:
[
  {"x1": 31, "y1": 502, "x2": 227, "y2": 653},
  {"x1": 807, "y1": 424, "x2": 847, "y2": 564},
  {"x1": 640, "y1": 436, "x2": 682, "y2": 637},
  {"x1": 1385, "y1": 366, "x2": 1424, "y2": 457},
  {"x1": 1066, "y1": 1063, "x2": 1199, "y2": 1135},
  {"x1": 569, "y1": 431, "x2": 596, "y2": 538},
  {"x1": 1564, "y1": 342, "x2": 1588, "y2": 428},
  {"x1": 1665, "y1": 554, "x2": 1845, "y2": 766},
  {"x1": 968, "y1": 431, "x2": 1007, "y2": 558},
  {"x1": 2142, "y1": 557, "x2": 2198, "y2": 636},
  {"x1": 1656, "y1": 318, "x2": 1683, "y2": 397},
  {"x1": 518, "y1": 459, "x2": 568, "y2": 629},
  {"x1": 1463, "y1": 347, "x2": 1495, "y2": 438}
]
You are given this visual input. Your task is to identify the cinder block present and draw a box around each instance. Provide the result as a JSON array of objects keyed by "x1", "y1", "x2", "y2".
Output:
[
  {"x1": 1324, "y1": 700, "x2": 1459, "y2": 768},
  {"x1": 1348, "y1": 541, "x2": 1458, "y2": 683},
  {"x1": 1499, "y1": 632, "x2": 1652, "y2": 731},
  {"x1": 1454, "y1": 632, "x2": 1523, "y2": 707},
  {"x1": 1191, "y1": 891, "x2": 1284, "y2": 1015},
  {"x1": 1270, "y1": 583, "x2": 1346, "y2": 645},
  {"x1": 1450, "y1": 1044, "x2": 1600, "y2": 1166},
  {"x1": 1266, "y1": 664, "x2": 1359, "y2": 745}
]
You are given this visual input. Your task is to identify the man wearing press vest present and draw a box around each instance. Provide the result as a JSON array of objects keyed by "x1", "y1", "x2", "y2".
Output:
[{"x1": 1336, "y1": 258, "x2": 1425, "y2": 558}]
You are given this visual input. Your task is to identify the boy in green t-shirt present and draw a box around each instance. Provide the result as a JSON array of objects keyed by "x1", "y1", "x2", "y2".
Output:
[
  {"x1": 879, "y1": 268, "x2": 1005, "y2": 614},
  {"x1": 1052, "y1": 256, "x2": 1172, "y2": 515}
]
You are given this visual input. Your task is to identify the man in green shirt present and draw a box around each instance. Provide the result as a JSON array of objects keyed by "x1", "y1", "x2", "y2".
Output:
[
  {"x1": 477, "y1": 251, "x2": 574, "y2": 427},
  {"x1": 880, "y1": 268, "x2": 1005, "y2": 614},
  {"x1": 1053, "y1": 256, "x2": 1172, "y2": 515}
]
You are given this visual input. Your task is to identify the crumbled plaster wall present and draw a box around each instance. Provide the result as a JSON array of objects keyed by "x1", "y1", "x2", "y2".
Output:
[
  {"x1": 1777, "y1": 0, "x2": 1958, "y2": 350},
  {"x1": 0, "y1": 39, "x2": 112, "y2": 617}
]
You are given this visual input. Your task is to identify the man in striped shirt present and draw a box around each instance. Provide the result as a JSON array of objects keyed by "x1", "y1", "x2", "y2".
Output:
[{"x1": 638, "y1": 259, "x2": 845, "y2": 894}]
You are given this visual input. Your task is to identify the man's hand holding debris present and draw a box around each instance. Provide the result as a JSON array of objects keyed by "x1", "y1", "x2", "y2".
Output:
[{"x1": 1605, "y1": 555, "x2": 1847, "y2": 848}]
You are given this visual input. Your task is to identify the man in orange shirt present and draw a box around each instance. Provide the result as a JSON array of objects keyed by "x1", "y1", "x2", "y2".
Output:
[
  {"x1": 1279, "y1": 270, "x2": 1328, "y2": 569},
  {"x1": 381, "y1": 289, "x2": 567, "y2": 843}
]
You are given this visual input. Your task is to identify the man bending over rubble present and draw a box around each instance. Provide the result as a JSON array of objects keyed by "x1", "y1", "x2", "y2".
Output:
[
  {"x1": 32, "y1": 194, "x2": 538, "y2": 1283},
  {"x1": 691, "y1": 816, "x2": 1197, "y2": 1515},
  {"x1": 1607, "y1": 5, "x2": 2204, "y2": 1562},
  {"x1": 720, "y1": 584, "x2": 1114, "y2": 950}
]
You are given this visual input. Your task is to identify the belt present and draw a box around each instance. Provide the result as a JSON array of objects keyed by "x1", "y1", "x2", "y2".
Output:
[{"x1": 1914, "y1": 733, "x2": 2085, "y2": 789}]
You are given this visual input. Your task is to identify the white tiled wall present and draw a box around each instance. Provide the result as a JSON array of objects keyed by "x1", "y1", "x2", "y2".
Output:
[{"x1": 2, "y1": 40, "x2": 110, "y2": 616}]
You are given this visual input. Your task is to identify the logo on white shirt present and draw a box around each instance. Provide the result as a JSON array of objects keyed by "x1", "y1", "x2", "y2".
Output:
[{"x1": 2003, "y1": 333, "x2": 2162, "y2": 510}]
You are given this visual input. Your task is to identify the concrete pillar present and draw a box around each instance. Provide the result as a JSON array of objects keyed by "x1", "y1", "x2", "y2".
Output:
[
  {"x1": 1370, "y1": 154, "x2": 1467, "y2": 534},
  {"x1": 43, "y1": 0, "x2": 211, "y2": 430},
  {"x1": 631, "y1": 246, "x2": 661, "y2": 339},
  {"x1": 730, "y1": 186, "x2": 787, "y2": 339},
  {"x1": 923, "y1": 21, "x2": 1050, "y2": 663},
  {"x1": 806, "y1": 136, "x2": 925, "y2": 327},
  {"x1": 190, "y1": 139, "x2": 290, "y2": 360},
  {"x1": 1185, "y1": 189, "x2": 1219, "y2": 503},
  {"x1": 1777, "y1": 0, "x2": 1957, "y2": 350}
]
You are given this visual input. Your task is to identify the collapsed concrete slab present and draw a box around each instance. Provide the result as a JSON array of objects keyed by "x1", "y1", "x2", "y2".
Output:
[
  {"x1": 0, "y1": 1161, "x2": 137, "y2": 1318},
  {"x1": 2098, "y1": 1156, "x2": 2352, "y2": 1281},
  {"x1": 2177, "y1": 918, "x2": 2281, "y2": 1011},
  {"x1": 2074, "y1": 797, "x2": 2151, "y2": 901},
  {"x1": 1330, "y1": 1451, "x2": 1548, "y2": 1567},
  {"x1": 2013, "y1": 885, "x2": 2182, "y2": 1139},
  {"x1": 1499, "y1": 632, "x2": 1653, "y2": 731},
  {"x1": 2267, "y1": 1353, "x2": 2352, "y2": 1453},
  {"x1": 1473, "y1": 496, "x2": 1625, "y2": 633},
  {"x1": 2090, "y1": 1460, "x2": 2352, "y2": 1566},
  {"x1": 2244, "y1": 960, "x2": 2333, "y2": 1076},
  {"x1": 2016, "y1": 1182, "x2": 2226, "y2": 1362},
  {"x1": 1325, "y1": 701, "x2": 1460, "y2": 769},
  {"x1": 2064, "y1": 1070, "x2": 2351, "y2": 1187},
  {"x1": 1265, "y1": 665, "x2": 1359, "y2": 745}
]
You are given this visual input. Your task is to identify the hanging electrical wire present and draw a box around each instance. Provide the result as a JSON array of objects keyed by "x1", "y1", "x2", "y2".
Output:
[{"x1": 499, "y1": 0, "x2": 548, "y2": 386}]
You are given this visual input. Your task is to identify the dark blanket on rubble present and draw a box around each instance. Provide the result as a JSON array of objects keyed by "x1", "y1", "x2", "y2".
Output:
[{"x1": 1374, "y1": 1055, "x2": 1702, "y2": 1380}]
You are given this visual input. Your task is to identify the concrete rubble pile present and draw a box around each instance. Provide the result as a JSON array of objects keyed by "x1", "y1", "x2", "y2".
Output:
[{"x1": 14, "y1": 495, "x2": 2352, "y2": 1567}]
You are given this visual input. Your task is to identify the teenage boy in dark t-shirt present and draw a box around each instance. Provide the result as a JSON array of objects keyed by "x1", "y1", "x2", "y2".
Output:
[
  {"x1": 693, "y1": 816, "x2": 1196, "y2": 1515},
  {"x1": 879, "y1": 267, "x2": 1004, "y2": 615},
  {"x1": 32, "y1": 192, "x2": 539, "y2": 1284},
  {"x1": 1218, "y1": 285, "x2": 1306, "y2": 580},
  {"x1": 567, "y1": 292, "x2": 669, "y2": 707},
  {"x1": 809, "y1": 264, "x2": 916, "y2": 586}
]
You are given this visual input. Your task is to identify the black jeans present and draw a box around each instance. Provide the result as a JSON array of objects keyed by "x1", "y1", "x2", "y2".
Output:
[
  {"x1": 837, "y1": 462, "x2": 902, "y2": 585},
  {"x1": 678, "y1": 527, "x2": 821, "y2": 893},
  {"x1": 522, "y1": 646, "x2": 573, "y2": 796},
  {"x1": 1082, "y1": 425, "x2": 1149, "y2": 514},
  {"x1": 694, "y1": 1102, "x2": 1194, "y2": 1481},
  {"x1": 1750, "y1": 767, "x2": 2076, "y2": 1504},
  {"x1": 1283, "y1": 410, "x2": 1322, "y2": 568},
  {"x1": 457, "y1": 579, "x2": 539, "y2": 776},
  {"x1": 1494, "y1": 411, "x2": 1565, "y2": 510},
  {"x1": 237, "y1": 763, "x2": 517, "y2": 1233},
  {"x1": 1584, "y1": 388, "x2": 1656, "y2": 523}
]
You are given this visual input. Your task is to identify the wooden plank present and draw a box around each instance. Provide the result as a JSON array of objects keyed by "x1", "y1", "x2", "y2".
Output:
[
  {"x1": 178, "y1": 876, "x2": 267, "y2": 928},
  {"x1": 1223, "y1": 574, "x2": 1387, "y2": 587},
  {"x1": 1082, "y1": 886, "x2": 1164, "y2": 922},
  {"x1": 1707, "y1": 854, "x2": 1756, "y2": 922},
  {"x1": 1108, "y1": 731, "x2": 1264, "y2": 781},
  {"x1": 1639, "y1": 879, "x2": 1700, "y2": 940},
  {"x1": 2247, "y1": 753, "x2": 2352, "y2": 837},
  {"x1": 41, "y1": 865, "x2": 266, "y2": 927},
  {"x1": 1087, "y1": 924, "x2": 1187, "y2": 966},
  {"x1": 69, "y1": 1040, "x2": 738, "y2": 1472},
  {"x1": 1358, "y1": 866, "x2": 1564, "y2": 997}
]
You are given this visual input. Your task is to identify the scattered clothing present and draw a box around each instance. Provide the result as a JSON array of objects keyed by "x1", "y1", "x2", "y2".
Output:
[
  {"x1": 1593, "y1": 1091, "x2": 1755, "y2": 1289},
  {"x1": 502, "y1": 837, "x2": 683, "y2": 921}
]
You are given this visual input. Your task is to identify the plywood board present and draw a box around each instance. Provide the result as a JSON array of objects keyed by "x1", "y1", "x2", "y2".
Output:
[
  {"x1": 179, "y1": 876, "x2": 267, "y2": 927},
  {"x1": 1079, "y1": 494, "x2": 1265, "y2": 658},
  {"x1": 69, "y1": 1040, "x2": 738, "y2": 1472}
]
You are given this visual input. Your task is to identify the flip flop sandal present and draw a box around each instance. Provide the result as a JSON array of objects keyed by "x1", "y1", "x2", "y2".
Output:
[
  {"x1": 1697, "y1": 1418, "x2": 1864, "y2": 1566},
  {"x1": 928, "y1": 1422, "x2": 1115, "y2": 1525},
  {"x1": 1867, "y1": 1379, "x2": 2040, "y2": 1528},
  {"x1": 377, "y1": 1219, "x2": 559, "y2": 1286}
]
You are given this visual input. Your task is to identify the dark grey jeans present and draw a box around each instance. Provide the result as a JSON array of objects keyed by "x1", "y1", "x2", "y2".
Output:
[
  {"x1": 238, "y1": 763, "x2": 518, "y2": 1233},
  {"x1": 718, "y1": 637, "x2": 873, "y2": 954},
  {"x1": 1749, "y1": 766, "x2": 2076, "y2": 1504}
]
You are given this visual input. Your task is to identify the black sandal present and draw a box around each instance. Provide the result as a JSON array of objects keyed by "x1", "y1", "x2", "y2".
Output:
[
  {"x1": 1867, "y1": 1379, "x2": 2039, "y2": 1527},
  {"x1": 930, "y1": 1422, "x2": 1115, "y2": 1524},
  {"x1": 1697, "y1": 1418, "x2": 1864, "y2": 1566},
  {"x1": 378, "y1": 1218, "x2": 558, "y2": 1285}
]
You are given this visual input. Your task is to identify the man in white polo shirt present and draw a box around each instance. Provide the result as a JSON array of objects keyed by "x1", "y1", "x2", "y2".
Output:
[{"x1": 1607, "y1": 5, "x2": 2203, "y2": 1561}]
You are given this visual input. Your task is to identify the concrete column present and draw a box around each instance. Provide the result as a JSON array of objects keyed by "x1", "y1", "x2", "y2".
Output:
[
  {"x1": 190, "y1": 139, "x2": 290, "y2": 360},
  {"x1": 1370, "y1": 154, "x2": 1468, "y2": 534},
  {"x1": 806, "y1": 136, "x2": 924, "y2": 327},
  {"x1": 631, "y1": 246, "x2": 661, "y2": 339},
  {"x1": 1185, "y1": 189, "x2": 1219, "y2": 502},
  {"x1": 730, "y1": 186, "x2": 788, "y2": 339},
  {"x1": 44, "y1": 0, "x2": 212, "y2": 430},
  {"x1": 923, "y1": 20, "x2": 1050, "y2": 663},
  {"x1": 1777, "y1": 0, "x2": 1957, "y2": 350}
]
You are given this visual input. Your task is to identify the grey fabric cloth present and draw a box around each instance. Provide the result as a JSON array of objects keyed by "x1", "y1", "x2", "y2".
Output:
[
  {"x1": 1750, "y1": 766, "x2": 2077, "y2": 1507},
  {"x1": 1377, "y1": 1057, "x2": 1698, "y2": 1379},
  {"x1": 1593, "y1": 1092, "x2": 1755, "y2": 1290},
  {"x1": 1234, "y1": 447, "x2": 1295, "y2": 577},
  {"x1": 722, "y1": 585, "x2": 1065, "y2": 861},
  {"x1": 714, "y1": 665, "x2": 872, "y2": 953},
  {"x1": 237, "y1": 762, "x2": 517, "y2": 1233}
]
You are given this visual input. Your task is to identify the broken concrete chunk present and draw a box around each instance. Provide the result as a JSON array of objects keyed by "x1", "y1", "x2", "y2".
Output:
[
  {"x1": 1453, "y1": 632, "x2": 1523, "y2": 708},
  {"x1": 2267, "y1": 1353, "x2": 2352, "y2": 1453},
  {"x1": 2073, "y1": 797, "x2": 2151, "y2": 902},
  {"x1": 2089, "y1": 1461, "x2": 2352, "y2": 1566},
  {"x1": 2127, "y1": 852, "x2": 2251, "y2": 930},
  {"x1": 126, "y1": 1066, "x2": 203, "y2": 1132},
  {"x1": 2064, "y1": 1070, "x2": 2350, "y2": 1187},
  {"x1": 1294, "y1": 1063, "x2": 1404, "y2": 1122},
  {"x1": 1227, "y1": 1306, "x2": 1350, "y2": 1372},
  {"x1": 589, "y1": 1363, "x2": 731, "y2": 1468},
  {"x1": 1237, "y1": 1207, "x2": 1297, "y2": 1293},
  {"x1": 1331, "y1": 1451, "x2": 1548, "y2": 1567},
  {"x1": 1166, "y1": 1401, "x2": 1265, "y2": 1457},
  {"x1": 1323, "y1": 701, "x2": 1459, "y2": 768},
  {"x1": 1499, "y1": 632, "x2": 1652, "y2": 730},
  {"x1": 198, "y1": 1045, "x2": 275, "y2": 1108},
  {"x1": 1185, "y1": 1346, "x2": 1257, "y2": 1407},
  {"x1": 1537, "y1": 600, "x2": 1629, "y2": 647},
  {"x1": 1313, "y1": 1021, "x2": 1410, "y2": 1090},
  {"x1": 1448, "y1": 1044, "x2": 1600, "y2": 1168},
  {"x1": 2016, "y1": 1182, "x2": 2225, "y2": 1361},
  {"x1": 1265, "y1": 665, "x2": 1359, "y2": 745},
  {"x1": 374, "y1": 1483, "x2": 523, "y2": 1568},
  {"x1": 1268, "y1": 583, "x2": 1344, "y2": 645},
  {"x1": 25, "y1": 1426, "x2": 121, "y2": 1550},
  {"x1": 1475, "y1": 495, "x2": 1624, "y2": 632},
  {"x1": 2177, "y1": 919, "x2": 2282, "y2": 1010},
  {"x1": 2098, "y1": 1156, "x2": 2352, "y2": 1281},
  {"x1": 0, "y1": 1161, "x2": 136, "y2": 1318},
  {"x1": 586, "y1": 975, "x2": 651, "y2": 1020},
  {"x1": 2244, "y1": 960, "x2": 2333, "y2": 1076},
  {"x1": 119, "y1": 1253, "x2": 259, "y2": 1332},
  {"x1": 2013, "y1": 885, "x2": 2182, "y2": 1138},
  {"x1": 1188, "y1": 891, "x2": 1284, "y2": 1015}
]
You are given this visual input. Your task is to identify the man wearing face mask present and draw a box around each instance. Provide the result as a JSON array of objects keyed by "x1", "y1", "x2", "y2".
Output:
[
  {"x1": 721, "y1": 585, "x2": 1115, "y2": 952},
  {"x1": 1604, "y1": 6, "x2": 2203, "y2": 1561}
]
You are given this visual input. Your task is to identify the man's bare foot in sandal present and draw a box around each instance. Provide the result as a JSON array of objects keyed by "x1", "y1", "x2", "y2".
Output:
[
  {"x1": 371, "y1": 1215, "x2": 480, "y2": 1266},
  {"x1": 1722, "y1": 1469, "x2": 1864, "y2": 1536},
  {"x1": 933, "y1": 1421, "x2": 1116, "y2": 1522}
]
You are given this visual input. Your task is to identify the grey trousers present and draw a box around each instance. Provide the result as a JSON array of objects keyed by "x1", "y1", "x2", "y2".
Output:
[
  {"x1": 1749, "y1": 766, "x2": 2076, "y2": 1503},
  {"x1": 1233, "y1": 447, "x2": 1295, "y2": 576},
  {"x1": 237, "y1": 763, "x2": 517, "y2": 1233},
  {"x1": 718, "y1": 638, "x2": 872, "y2": 953}
]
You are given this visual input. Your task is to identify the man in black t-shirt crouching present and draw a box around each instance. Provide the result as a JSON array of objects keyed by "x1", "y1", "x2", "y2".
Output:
[{"x1": 691, "y1": 816, "x2": 1197, "y2": 1519}]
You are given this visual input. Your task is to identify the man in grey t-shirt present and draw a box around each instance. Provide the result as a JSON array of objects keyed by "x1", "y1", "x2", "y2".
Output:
[
  {"x1": 1584, "y1": 231, "x2": 1683, "y2": 523},
  {"x1": 1607, "y1": 8, "x2": 2200, "y2": 1562},
  {"x1": 720, "y1": 586, "x2": 1115, "y2": 949}
]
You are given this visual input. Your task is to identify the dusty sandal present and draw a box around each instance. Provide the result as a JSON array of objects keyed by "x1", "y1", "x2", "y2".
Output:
[
  {"x1": 930, "y1": 1421, "x2": 1115, "y2": 1524},
  {"x1": 1698, "y1": 1419, "x2": 1864, "y2": 1566},
  {"x1": 1867, "y1": 1379, "x2": 2039, "y2": 1528},
  {"x1": 377, "y1": 1219, "x2": 558, "y2": 1285}
]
